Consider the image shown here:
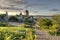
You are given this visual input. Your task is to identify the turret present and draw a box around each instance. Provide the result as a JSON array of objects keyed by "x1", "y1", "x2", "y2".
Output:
[
  {"x1": 24, "y1": 10, "x2": 29, "y2": 16},
  {"x1": 6, "y1": 11, "x2": 8, "y2": 16}
]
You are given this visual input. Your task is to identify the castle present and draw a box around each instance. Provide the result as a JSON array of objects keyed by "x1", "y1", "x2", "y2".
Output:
[{"x1": 0, "y1": 10, "x2": 35, "y2": 23}]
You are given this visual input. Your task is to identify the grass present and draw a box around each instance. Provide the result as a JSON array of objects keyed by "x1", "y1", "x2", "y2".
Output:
[{"x1": 0, "y1": 26, "x2": 35, "y2": 40}]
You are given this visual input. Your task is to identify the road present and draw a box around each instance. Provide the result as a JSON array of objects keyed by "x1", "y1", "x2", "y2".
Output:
[{"x1": 9, "y1": 22, "x2": 22, "y2": 26}]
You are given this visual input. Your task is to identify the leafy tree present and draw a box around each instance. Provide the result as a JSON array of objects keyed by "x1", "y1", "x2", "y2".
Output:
[
  {"x1": 0, "y1": 14, "x2": 5, "y2": 19},
  {"x1": 51, "y1": 14, "x2": 60, "y2": 30},
  {"x1": 50, "y1": 14, "x2": 60, "y2": 36},
  {"x1": 37, "y1": 18, "x2": 52, "y2": 26},
  {"x1": 51, "y1": 14, "x2": 60, "y2": 25},
  {"x1": 9, "y1": 16, "x2": 18, "y2": 22}
]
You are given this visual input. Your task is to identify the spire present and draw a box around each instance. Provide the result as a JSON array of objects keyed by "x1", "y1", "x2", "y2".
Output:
[
  {"x1": 24, "y1": 9, "x2": 29, "y2": 16},
  {"x1": 6, "y1": 11, "x2": 8, "y2": 15},
  {"x1": 20, "y1": 12, "x2": 22, "y2": 15}
]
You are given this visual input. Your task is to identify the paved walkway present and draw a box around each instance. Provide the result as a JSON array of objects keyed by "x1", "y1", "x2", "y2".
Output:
[
  {"x1": 34, "y1": 25, "x2": 50, "y2": 40},
  {"x1": 35, "y1": 29, "x2": 50, "y2": 40},
  {"x1": 34, "y1": 24, "x2": 60, "y2": 40}
]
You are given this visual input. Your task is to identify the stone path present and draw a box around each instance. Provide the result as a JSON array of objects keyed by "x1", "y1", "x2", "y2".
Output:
[
  {"x1": 35, "y1": 29, "x2": 50, "y2": 40},
  {"x1": 35, "y1": 24, "x2": 60, "y2": 40}
]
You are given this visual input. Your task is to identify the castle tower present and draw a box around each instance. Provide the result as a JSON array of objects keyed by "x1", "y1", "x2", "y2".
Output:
[
  {"x1": 24, "y1": 10, "x2": 29, "y2": 16},
  {"x1": 6, "y1": 11, "x2": 8, "y2": 16},
  {"x1": 4, "y1": 11, "x2": 8, "y2": 22},
  {"x1": 20, "y1": 12, "x2": 22, "y2": 16},
  {"x1": 19, "y1": 12, "x2": 23, "y2": 19}
]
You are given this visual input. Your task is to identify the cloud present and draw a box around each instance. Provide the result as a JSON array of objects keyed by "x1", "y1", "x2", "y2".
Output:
[
  {"x1": 0, "y1": 0, "x2": 60, "y2": 12},
  {"x1": 27, "y1": 0, "x2": 60, "y2": 9},
  {"x1": 0, "y1": 0, "x2": 53, "y2": 11},
  {"x1": 0, "y1": 0, "x2": 28, "y2": 11},
  {"x1": 49, "y1": 9, "x2": 60, "y2": 11}
]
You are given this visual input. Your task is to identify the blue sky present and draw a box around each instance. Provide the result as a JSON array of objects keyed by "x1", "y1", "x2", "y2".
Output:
[{"x1": 0, "y1": 0, "x2": 60, "y2": 15}]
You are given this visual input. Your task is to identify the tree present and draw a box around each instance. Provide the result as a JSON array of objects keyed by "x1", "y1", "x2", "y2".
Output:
[
  {"x1": 52, "y1": 14, "x2": 60, "y2": 25},
  {"x1": 50, "y1": 14, "x2": 60, "y2": 36},
  {"x1": 36, "y1": 18, "x2": 52, "y2": 29},
  {"x1": 9, "y1": 16, "x2": 18, "y2": 22},
  {"x1": 37, "y1": 18, "x2": 52, "y2": 26}
]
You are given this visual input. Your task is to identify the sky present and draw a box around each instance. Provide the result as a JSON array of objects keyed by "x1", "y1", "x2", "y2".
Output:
[{"x1": 0, "y1": 0, "x2": 60, "y2": 15}]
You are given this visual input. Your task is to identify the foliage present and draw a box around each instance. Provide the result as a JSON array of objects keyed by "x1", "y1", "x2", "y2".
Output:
[
  {"x1": 0, "y1": 14, "x2": 5, "y2": 19},
  {"x1": 26, "y1": 29, "x2": 35, "y2": 40},
  {"x1": 36, "y1": 14, "x2": 60, "y2": 36},
  {"x1": 9, "y1": 16, "x2": 19, "y2": 22},
  {"x1": 0, "y1": 27, "x2": 35, "y2": 40},
  {"x1": 51, "y1": 14, "x2": 60, "y2": 25},
  {"x1": 37, "y1": 18, "x2": 52, "y2": 29},
  {"x1": 37, "y1": 18, "x2": 52, "y2": 26},
  {"x1": 49, "y1": 14, "x2": 60, "y2": 36}
]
